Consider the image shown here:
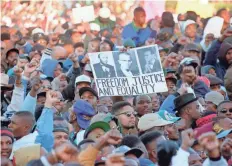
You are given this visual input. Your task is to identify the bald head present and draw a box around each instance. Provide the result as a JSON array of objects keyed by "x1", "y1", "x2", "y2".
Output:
[{"x1": 51, "y1": 46, "x2": 67, "y2": 59}]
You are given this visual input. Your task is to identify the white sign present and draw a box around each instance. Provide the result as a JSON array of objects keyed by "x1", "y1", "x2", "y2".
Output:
[
  {"x1": 72, "y1": 5, "x2": 95, "y2": 24},
  {"x1": 89, "y1": 45, "x2": 168, "y2": 97}
]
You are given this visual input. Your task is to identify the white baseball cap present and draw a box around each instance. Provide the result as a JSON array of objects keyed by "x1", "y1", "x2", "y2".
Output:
[
  {"x1": 99, "y1": 7, "x2": 111, "y2": 19},
  {"x1": 90, "y1": 23, "x2": 100, "y2": 32},
  {"x1": 32, "y1": 28, "x2": 44, "y2": 35},
  {"x1": 75, "y1": 75, "x2": 91, "y2": 85},
  {"x1": 138, "y1": 113, "x2": 173, "y2": 131},
  {"x1": 183, "y1": 20, "x2": 196, "y2": 32}
]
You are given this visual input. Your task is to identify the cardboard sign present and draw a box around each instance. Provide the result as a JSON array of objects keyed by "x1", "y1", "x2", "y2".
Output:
[
  {"x1": 89, "y1": 45, "x2": 168, "y2": 97},
  {"x1": 72, "y1": 5, "x2": 95, "y2": 24}
]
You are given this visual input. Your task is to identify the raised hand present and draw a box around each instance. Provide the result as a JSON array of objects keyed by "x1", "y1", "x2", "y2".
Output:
[
  {"x1": 24, "y1": 61, "x2": 38, "y2": 76},
  {"x1": 54, "y1": 143, "x2": 78, "y2": 162},
  {"x1": 220, "y1": 138, "x2": 232, "y2": 159},
  {"x1": 177, "y1": 36, "x2": 191, "y2": 45},
  {"x1": 14, "y1": 67, "x2": 23, "y2": 78},
  {"x1": 219, "y1": 27, "x2": 232, "y2": 42},
  {"x1": 44, "y1": 90, "x2": 60, "y2": 108},
  {"x1": 181, "y1": 129, "x2": 195, "y2": 151},
  {"x1": 69, "y1": 53, "x2": 78, "y2": 63},
  {"x1": 198, "y1": 132, "x2": 220, "y2": 158},
  {"x1": 105, "y1": 153, "x2": 125, "y2": 166}
]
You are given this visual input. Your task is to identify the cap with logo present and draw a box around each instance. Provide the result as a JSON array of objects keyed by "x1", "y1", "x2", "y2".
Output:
[{"x1": 158, "y1": 110, "x2": 180, "y2": 123}]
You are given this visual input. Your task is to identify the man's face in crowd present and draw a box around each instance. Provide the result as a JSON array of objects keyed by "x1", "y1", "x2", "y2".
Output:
[
  {"x1": 144, "y1": 50, "x2": 156, "y2": 65},
  {"x1": 88, "y1": 41, "x2": 99, "y2": 53},
  {"x1": 37, "y1": 96, "x2": 46, "y2": 105},
  {"x1": 53, "y1": 131, "x2": 69, "y2": 149},
  {"x1": 37, "y1": 39, "x2": 48, "y2": 47},
  {"x1": 6, "y1": 52, "x2": 18, "y2": 67},
  {"x1": 185, "y1": 24, "x2": 197, "y2": 38},
  {"x1": 192, "y1": 144, "x2": 207, "y2": 161},
  {"x1": 151, "y1": 95, "x2": 160, "y2": 111},
  {"x1": 220, "y1": 9, "x2": 230, "y2": 23},
  {"x1": 217, "y1": 102, "x2": 232, "y2": 120},
  {"x1": 75, "y1": 46, "x2": 85, "y2": 56},
  {"x1": 188, "y1": 153, "x2": 203, "y2": 166},
  {"x1": 71, "y1": 32, "x2": 82, "y2": 43},
  {"x1": 117, "y1": 105, "x2": 136, "y2": 129},
  {"x1": 99, "y1": 54, "x2": 108, "y2": 65},
  {"x1": 226, "y1": 49, "x2": 232, "y2": 65},
  {"x1": 100, "y1": 42, "x2": 111, "y2": 52},
  {"x1": 99, "y1": 97, "x2": 113, "y2": 112},
  {"x1": 186, "y1": 101, "x2": 201, "y2": 120},
  {"x1": 53, "y1": 92, "x2": 65, "y2": 112},
  {"x1": 54, "y1": 64, "x2": 63, "y2": 78},
  {"x1": 180, "y1": 65, "x2": 197, "y2": 85},
  {"x1": 135, "y1": 95, "x2": 152, "y2": 116},
  {"x1": 1, "y1": 136, "x2": 13, "y2": 159},
  {"x1": 205, "y1": 101, "x2": 217, "y2": 112},
  {"x1": 147, "y1": 136, "x2": 166, "y2": 163},
  {"x1": 208, "y1": 68, "x2": 216, "y2": 76},
  {"x1": 164, "y1": 123, "x2": 179, "y2": 140},
  {"x1": 8, "y1": 115, "x2": 29, "y2": 138},
  {"x1": 81, "y1": 91, "x2": 97, "y2": 108},
  {"x1": 17, "y1": 58, "x2": 29, "y2": 69},
  {"x1": 166, "y1": 79, "x2": 176, "y2": 94},
  {"x1": 87, "y1": 128, "x2": 105, "y2": 141},
  {"x1": 134, "y1": 11, "x2": 146, "y2": 27},
  {"x1": 118, "y1": 54, "x2": 132, "y2": 71}
]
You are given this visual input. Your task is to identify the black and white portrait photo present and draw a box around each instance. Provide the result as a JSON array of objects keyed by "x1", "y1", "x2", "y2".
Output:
[
  {"x1": 92, "y1": 53, "x2": 116, "y2": 78},
  {"x1": 113, "y1": 51, "x2": 140, "y2": 77},
  {"x1": 136, "y1": 46, "x2": 162, "y2": 74}
]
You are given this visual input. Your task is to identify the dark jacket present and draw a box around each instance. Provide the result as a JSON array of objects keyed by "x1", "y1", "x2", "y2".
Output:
[
  {"x1": 62, "y1": 66, "x2": 81, "y2": 101},
  {"x1": 204, "y1": 40, "x2": 232, "y2": 80},
  {"x1": 116, "y1": 68, "x2": 139, "y2": 77},
  {"x1": 93, "y1": 63, "x2": 116, "y2": 78}
]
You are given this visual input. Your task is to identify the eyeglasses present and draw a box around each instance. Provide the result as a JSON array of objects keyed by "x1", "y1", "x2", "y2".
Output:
[
  {"x1": 116, "y1": 111, "x2": 137, "y2": 117},
  {"x1": 219, "y1": 108, "x2": 232, "y2": 114}
]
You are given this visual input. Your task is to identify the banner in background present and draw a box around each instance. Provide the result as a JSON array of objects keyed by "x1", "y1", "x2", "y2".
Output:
[{"x1": 89, "y1": 45, "x2": 168, "y2": 97}]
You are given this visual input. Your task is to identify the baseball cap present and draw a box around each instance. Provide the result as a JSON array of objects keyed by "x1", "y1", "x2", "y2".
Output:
[
  {"x1": 53, "y1": 124, "x2": 69, "y2": 135},
  {"x1": 183, "y1": 20, "x2": 196, "y2": 32},
  {"x1": 178, "y1": 57, "x2": 198, "y2": 74},
  {"x1": 205, "y1": 74, "x2": 223, "y2": 86},
  {"x1": 158, "y1": 110, "x2": 180, "y2": 123},
  {"x1": 205, "y1": 91, "x2": 224, "y2": 106},
  {"x1": 84, "y1": 121, "x2": 111, "y2": 138},
  {"x1": 184, "y1": 43, "x2": 201, "y2": 53},
  {"x1": 90, "y1": 113, "x2": 117, "y2": 125},
  {"x1": 217, "y1": 129, "x2": 232, "y2": 139},
  {"x1": 79, "y1": 87, "x2": 98, "y2": 99},
  {"x1": 138, "y1": 113, "x2": 173, "y2": 131},
  {"x1": 73, "y1": 100, "x2": 96, "y2": 129},
  {"x1": 113, "y1": 145, "x2": 143, "y2": 158},
  {"x1": 19, "y1": 54, "x2": 30, "y2": 62},
  {"x1": 32, "y1": 28, "x2": 44, "y2": 35},
  {"x1": 75, "y1": 75, "x2": 91, "y2": 85},
  {"x1": 90, "y1": 23, "x2": 100, "y2": 32},
  {"x1": 99, "y1": 7, "x2": 111, "y2": 19}
]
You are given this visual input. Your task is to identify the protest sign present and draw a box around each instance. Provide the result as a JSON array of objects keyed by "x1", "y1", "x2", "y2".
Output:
[
  {"x1": 89, "y1": 45, "x2": 168, "y2": 97},
  {"x1": 72, "y1": 5, "x2": 95, "y2": 24}
]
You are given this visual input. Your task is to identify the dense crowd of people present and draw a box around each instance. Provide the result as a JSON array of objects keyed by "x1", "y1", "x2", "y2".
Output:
[{"x1": 1, "y1": 1, "x2": 232, "y2": 166}]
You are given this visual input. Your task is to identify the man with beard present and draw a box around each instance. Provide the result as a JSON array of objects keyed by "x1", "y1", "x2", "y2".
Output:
[
  {"x1": 112, "y1": 101, "x2": 137, "y2": 135},
  {"x1": 93, "y1": 53, "x2": 116, "y2": 78},
  {"x1": 4, "y1": 48, "x2": 19, "y2": 72}
]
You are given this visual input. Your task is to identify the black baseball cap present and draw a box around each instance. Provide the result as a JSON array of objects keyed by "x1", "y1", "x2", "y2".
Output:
[{"x1": 79, "y1": 87, "x2": 98, "y2": 99}]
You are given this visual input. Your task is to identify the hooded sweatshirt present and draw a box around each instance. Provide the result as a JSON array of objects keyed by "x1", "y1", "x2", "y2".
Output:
[
  {"x1": 41, "y1": 59, "x2": 59, "y2": 78},
  {"x1": 204, "y1": 40, "x2": 232, "y2": 80}
]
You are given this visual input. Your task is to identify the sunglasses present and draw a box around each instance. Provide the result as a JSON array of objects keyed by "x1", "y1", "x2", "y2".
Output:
[
  {"x1": 116, "y1": 111, "x2": 137, "y2": 117},
  {"x1": 219, "y1": 108, "x2": 232, "y2": 114}
]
